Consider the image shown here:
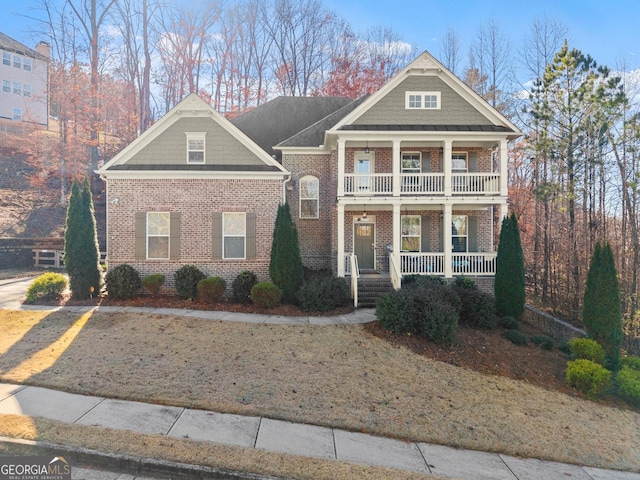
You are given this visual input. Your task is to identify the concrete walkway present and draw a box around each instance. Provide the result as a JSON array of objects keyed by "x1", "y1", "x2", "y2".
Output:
[
  {"x1": 1, "y1": 277, "x2": 640, "y2": 479},
  {"x1": 1, "y1": 383, "x2": 639, "y2": 480}
]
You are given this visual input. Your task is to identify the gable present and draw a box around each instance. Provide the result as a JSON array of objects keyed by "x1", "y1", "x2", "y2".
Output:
[
  {"x1": 129, "y1": 117, "x2": 269, "y2": 167},
  {"x1": 352, "y1": 76, "x2": 491, "y2": 126}
]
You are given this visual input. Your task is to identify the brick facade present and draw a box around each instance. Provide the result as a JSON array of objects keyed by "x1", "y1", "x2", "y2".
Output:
[{"x1": 107, "y1": 177, "x2": 283, "y2": 293}]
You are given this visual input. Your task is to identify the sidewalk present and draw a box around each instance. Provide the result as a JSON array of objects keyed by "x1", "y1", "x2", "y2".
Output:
[
  {"x1": 1, "y1": 383, "x2": 638, "y2": 480},
  {"x1": 1, "y1": 279, "x2": 640, "y2": 479}
]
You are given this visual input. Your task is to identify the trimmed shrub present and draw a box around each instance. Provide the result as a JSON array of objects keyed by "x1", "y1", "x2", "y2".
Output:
[
  {"x1": 269, "y1": 203, "x2": 304, "y2": 304},
  {"x1": 620, "y1": 356, "x2": 640, "y2": 371},
  {"x1": 566, "y1": 359, "x2": 612, "y2": 399},
  {"x1": 105, "y1": 264, "x2": 141, "y2": 300},
  {"x1": 197, "y1": 277, "x2": 227, "y2": 304},
  {"x1": 616, "y1": 366, "x2": 640, "y2": 406},
  {"x1": 453, "y1": 276, "x2": 477, "y2": 290},
  {"x1": 174, "y1": 265, "x2": 206, "y2": 299},
  {"x1": 142, "y1": 274, "x2": 165, "y2": 297},
  {"x1": 413, "y1": 295, "x2": 458, "y2": 345},
  {"x1": 251, "y1": 282, "x2": 282, "y2": 309},
  {"x1": 26, "y1": 272, "x2": 68, "y2": 303},
  {"x1": 499, "y1": 316, "x2": 519, "y2": 330},
  {"x1": 502, "y1": 329, "x2": 528, "y2": 346},
  {"x1": 568, "y1": 338, "x2": 606, "y2": 366},
  {"x1": 402, "y1": 275, "x2": 445, "y2": 288},
  {"x1": 297, "y1": 276, "x2": 350, "y2": 312},
  {"x1": 232, "y1": 271, "x2": 258, "y2": 304},
  {"x1": 531, "y1": 335, "x2": 554, "y2": 351},
  {"x1": 377, "y1": 292, "x2": 414, "y2": 334},
  {"x1": 453, "y1": 285, "x2": 497, "y2": 329}
]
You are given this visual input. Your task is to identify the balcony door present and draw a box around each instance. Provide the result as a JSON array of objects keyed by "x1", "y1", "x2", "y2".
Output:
[
  {"x1": 355, "y1": 153, "x2": 374, "y2": 193},
  {"x1": 354, "y1": 221, "x2": 375, "y2": 270}
]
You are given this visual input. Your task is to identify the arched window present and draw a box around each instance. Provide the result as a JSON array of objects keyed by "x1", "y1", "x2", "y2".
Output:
[{"x1": 299, "y1": 175, "x2": 319, "y2": 218}]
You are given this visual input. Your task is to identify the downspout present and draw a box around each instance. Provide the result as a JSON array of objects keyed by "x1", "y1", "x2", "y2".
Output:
[{"x1": 282, "y1": 174, "x2": 292, "y2": 204}]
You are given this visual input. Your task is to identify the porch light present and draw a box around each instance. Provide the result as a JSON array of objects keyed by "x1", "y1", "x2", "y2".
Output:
[
  {"x1": 361, "y1": 210, "x2": 367, "y2": 219},
  {"x1": 365, "y1": 142, "x2": 370, "y2": 154}
]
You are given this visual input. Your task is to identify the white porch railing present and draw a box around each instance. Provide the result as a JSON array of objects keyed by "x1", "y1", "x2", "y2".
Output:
[
  {"x1": 451, "y1": 173, "x2": 500, "y2": 195},
  {"x1": 343, "y1": 172, "x2": 500, "y2": 196},
  {"x1": 389, "y1": 254, "x2": 401, "y2": 290},
  {"x1": 349, "y1": 253, "x2": 360, "y2": 307},
  {"x1": 400, "y1": 252, "x2": 497, "y2": 276}
]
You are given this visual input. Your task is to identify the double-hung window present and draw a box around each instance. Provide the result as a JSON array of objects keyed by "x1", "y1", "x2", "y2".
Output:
[
  {"x1": 12, "y1": 55, "x2": 21, "y2": 68},
  {"x1": 23, "y1": 58, "x2": 31, "y2": 71},
  {"x1": 451, "y1": 215, "x2": 468, "y2": 252},
  {"x1": 23, "y1": 84, "x2": 31, "y2": 97},
  {"x1": 299, "y1": 175, "x2": 319, "y2": 218},
  {"x1": 2, "y1": 52, "x2": 9, "y2": 66},
  {"x1": 147, "y1": 212, "x2": 170, "y2": 259},
  {"x1": 223, "y1": 212, "x2": 245, "y2": 259},
  {"x1": 2, "y1": 80, "x2": 9, "y2": 93},
  {"x1": 186, "y1": 132, "x2": 206, "y2": 164},
  {"x1": 405, "y1": 91, "x2": 441, "y2": 110},
  {"x1": 12, "y1": 108, "x2": 21, "y2": 121},
  {"x1": 12, "y1": 82, "x2": 20, "y2": 95},
  {"x1": 401, "y1": 215, "x2": 421, "y2": 252},
  {"x1": 401, "y1": 152, "x2": 421, "y2": 192}
]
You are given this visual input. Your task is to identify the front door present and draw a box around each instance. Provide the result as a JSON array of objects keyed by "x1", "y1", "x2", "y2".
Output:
[
  {"x1": 355, "y1": 222, "x2": 375, "y2": 270},
  {"x1": 355, "y1": 155, "x2": 373, "y2": 192}
]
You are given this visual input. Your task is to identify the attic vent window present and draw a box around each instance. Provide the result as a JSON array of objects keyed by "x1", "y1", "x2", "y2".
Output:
[
  {"x1": 186, "y1": 132, "x2": 206, "y2": 164},
  {"x1": 406, "y1": 91, "x2": 441, "y2": 110}
]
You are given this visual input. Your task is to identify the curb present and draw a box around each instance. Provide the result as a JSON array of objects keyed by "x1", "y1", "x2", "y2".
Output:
[{"x1": 0, "y1": 436, "x2": 283, "y2": 480}]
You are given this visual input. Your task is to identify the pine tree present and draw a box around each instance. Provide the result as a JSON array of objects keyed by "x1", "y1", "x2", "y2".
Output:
[
  {"x1": 583, "y1": 241, "x2": 622, "y2": 370},
  {"x1": 494, "y1": 213, "x2": 525, "y2": 319},
  {"x1": 64, "y1": 177, "x2": 102, "y2": 300},
  {"x1": 269, "y1": 203, "x2": 304, "y2": 304}
]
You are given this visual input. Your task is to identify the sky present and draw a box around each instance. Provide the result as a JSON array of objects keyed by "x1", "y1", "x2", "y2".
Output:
[{"x1": 1, "y1": 0, "x2": 639, "y2": 75}]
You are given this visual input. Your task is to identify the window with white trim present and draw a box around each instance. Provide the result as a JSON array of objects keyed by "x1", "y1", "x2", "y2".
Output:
[
  {"x1": 23, "y1": 84, "x2": 31, "y2": 97},
  {"x1": 12, "y1": 108, "x2": 21, "y2": 121},
  {"x1": 147, "y1": 212, "x2": 170, "y2": 259},
  {"x1": 401, "y1": 215, "x2": 421, "y2": 252},
  {"x1": 223, "y1": 212, "x2": 246, "y2": 259},
  {"x1": 12, "y1": 82, "x2": 20, "y2": 95},
  {"x1": 401, "y1": 152, "x2": 421, "y2": 173},
  {"x1": 452, "y1": 215, "x2": 468, "y2": 252},
  {"x1": 299, "y1": 175, "x2": 319, "y2": 218},
  {"x1": 12, "y1": 55, "x2": 21, "y2": 68},
  {"x1": 186, "y1": 132, "x2": 206, "y2": 164},
  {"x1": 23, "y1": 58, "x2": 31, "y2": 71},
  {"x1": 452, "y1": 152, "x2": 467, "y2": 172},
  {"x1": 2, "y1": 80, "x2": 9, "y2": 93},
  {"x1": 2, "y1": 52, "x2": 9, "y2": 66},
  {"x1": 405, "y1": 91, "x2": 441, "y2": 110}
]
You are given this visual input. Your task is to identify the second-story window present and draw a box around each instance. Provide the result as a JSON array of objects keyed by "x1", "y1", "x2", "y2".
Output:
[
  {"x1": 2, "y1": 52, "x2": 9, "y2": 66},
  {"x1": 12, "y1": 55, "x2": 21, "y2": 68},
  {"x1": 12, "y1": 82, "x2": 21, "y2": 95},
  {"x1": 2, "y1": 80, "x2": 9, "y2": 93},
  {"x1": 23, "y1": 58, "x2": 31, "y2": 71},
  {"x1": 23, "y1": 84, "x2": 31, "y2": 97},
  {"x1": 406, "y1": 91, "x2": 441, "y2": 110},
  {"x1": 186, "y1": 132, "x2": 206, "y2": 164}
]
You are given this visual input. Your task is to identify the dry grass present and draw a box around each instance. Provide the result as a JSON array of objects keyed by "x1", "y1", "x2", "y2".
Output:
[
  {"x1": 0, "y1": 414, "x2": 442, "y2": 480},
  {"x1": 1, "y1": 309, "x2": 640, "y2": 473}
]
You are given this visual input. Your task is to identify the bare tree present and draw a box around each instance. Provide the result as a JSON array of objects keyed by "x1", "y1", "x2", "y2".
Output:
[{"x1": 440, "y1": 27, "x2": 461, "y2": 75}]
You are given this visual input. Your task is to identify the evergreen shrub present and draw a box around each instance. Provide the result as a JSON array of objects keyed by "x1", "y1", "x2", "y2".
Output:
[
  {"x1": 566, "y1": 359, "x2": 612, "y2": 399},
  {"x1": 269, "y1": 203, "x2": 304, "y2": 304},
  {"x1": 453, "y1": 276, "x2": 477, "y2": 290},
  {"x1": 197, "y1": 277, "x2": 227, "y2": 303},
  {"x1": 105, "y1": 264, "x2": 141, "y2": 299},
  {"x1": 297, "y1": 276, "x2": 350, "y2": 312},
  {"x1": 142, "y1": 274, "x2": 165, "y2": 297},
  {"x1": 616, "y1": 366, "x2": 640, "y2": 405},
  {"x1": 499, "y1": 315, "x2": 519, "y2": 330},
  {"x1": 452, "y1": 285, "x2": 497, "y2": 329},
  {"x1": 494, "y1": 213, "x2": 525, "y2": 319},
  {"x1": 502, "y1": 329, "x2": 528, "y2": 346},
  {"x1": 530, "y1": 334, "x2": 554, "y2": 351},
  {"x1": 174, "y1": 265, "x2": 206, "y2": 299},
  {"x1": 26, "y1": 273, "x2": 68, "y2": 303},
  {"x1": 232, "y1": 271, "x2": 258, "y2": 304},
  {"x1": 568, "y1": 338, "x2": 606, "y2": 366},
  {"x1": 376, "y1": 292, "x2": 414, "y2": 334},
  {"x1": 251, "y1": 282, "x2": 282, "y2": 309},
  {"x1": 620, "y1": 356, "x2": 640, "y2": 371}
]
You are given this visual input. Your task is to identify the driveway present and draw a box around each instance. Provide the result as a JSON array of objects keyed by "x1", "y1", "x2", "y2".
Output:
[{"x1": 0, "y1": 277, "x2": 33, "y2": 309}]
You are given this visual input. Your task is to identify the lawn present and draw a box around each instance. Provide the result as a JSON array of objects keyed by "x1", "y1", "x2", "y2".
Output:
[{"x1": 0, "y1": 308, "x2": 639, "y2": 477}]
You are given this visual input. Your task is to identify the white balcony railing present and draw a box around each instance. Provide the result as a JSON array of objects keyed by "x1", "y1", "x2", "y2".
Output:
[
  {"x1": 400, "y1": 252, "x2": 496, "y2": 276},
  {"x1": 343, "y1": 173, "x2": 500, "y2": 196}
]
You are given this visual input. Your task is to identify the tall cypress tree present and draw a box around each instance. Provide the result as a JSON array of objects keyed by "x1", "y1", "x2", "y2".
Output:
[
  {"x1": 494, "y1": 213, "x2": 525, "y2": 319},
  {"x1": 583, "y1": 241, "x2": 622, "y2": 370},
  {"x1": 269, "y1": 203, "x2": 303, "y2": 304},
  {"x1": 64, "y1": 177, "x2": 102, "y2": 300}
]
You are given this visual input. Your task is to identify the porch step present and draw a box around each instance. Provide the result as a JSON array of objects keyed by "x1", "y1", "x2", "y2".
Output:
[{"x1": 357, "y1": 277, "x2": 395, "y2": 308}]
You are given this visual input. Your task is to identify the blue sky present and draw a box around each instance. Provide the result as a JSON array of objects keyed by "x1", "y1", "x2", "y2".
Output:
[{"x1": 2, "y1": 0, "x2": 639, "y2": 74}]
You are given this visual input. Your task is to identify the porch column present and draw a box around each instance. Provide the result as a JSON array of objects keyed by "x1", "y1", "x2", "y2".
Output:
[
  {"x1": 392, "y1": 203, "x2": 401, "y2": 273},
  {"x1": 337, "y1": 139, "x2": 345, "y2": 197},
  {"x1": 392, "y1": 139, "x2": 401, "y2": 197},
  {"x1": 499, "y1": 139, "x2": 508, "y2": 196},
  {"x1": 443, "y1": 139, "x2": 452, "y2": 196},
  {"x1": 337, "y1": 202, "x2": 345, "y2": 276},
  {"x1": 499, "y1": 202, "x2": 509, "y2": 221},
  {"x1": 443, "y1": 203, "x2": 453, "y2": 278}
]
